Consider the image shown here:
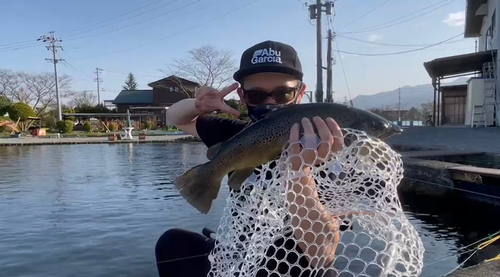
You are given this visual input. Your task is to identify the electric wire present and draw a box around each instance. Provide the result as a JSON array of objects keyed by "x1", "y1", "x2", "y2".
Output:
[
  {"x1": 337, "y1": 0, "x2": 392, "y2": 31},
  {"x1": 335, "y1": 32, "x2": 464, "y2": 56},
  {"x1": 336, "y1": 33, "x2": 467, "y2": 48},
  {"x1": 339, "y1": 0, "x2": 457, "y2": 34},
  {"x1": 65, "y1": 0, "x2": 261, "y2": 61}
]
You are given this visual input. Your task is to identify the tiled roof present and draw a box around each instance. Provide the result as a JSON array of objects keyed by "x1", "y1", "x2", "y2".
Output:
[{"x1": 112, "y1": 90, "x2": 153, "y2": 104}]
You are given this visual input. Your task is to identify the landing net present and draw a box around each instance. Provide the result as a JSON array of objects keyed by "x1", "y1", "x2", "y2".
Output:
[{"x1": 207, "y1": 128, "x2": 425, "y2": 277}]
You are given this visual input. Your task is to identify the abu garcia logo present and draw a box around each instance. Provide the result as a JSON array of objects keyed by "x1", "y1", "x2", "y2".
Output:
[{"x1": 251, "y1": 48, "x2": 282, "y2": 64}]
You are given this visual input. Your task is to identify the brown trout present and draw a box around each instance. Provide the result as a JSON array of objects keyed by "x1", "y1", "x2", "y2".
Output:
[{"x1": 174, "y1": 102, "x2": 402, "y2": 214}]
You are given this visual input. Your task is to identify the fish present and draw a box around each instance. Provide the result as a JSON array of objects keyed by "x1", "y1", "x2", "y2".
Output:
[{"x1": 174, "y1": 102, "x2": 402, "y2": 214}]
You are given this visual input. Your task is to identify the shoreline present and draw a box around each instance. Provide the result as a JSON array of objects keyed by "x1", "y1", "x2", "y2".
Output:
[{"x1": 0, "y1": 135, "x2": 201, "y2": 146}]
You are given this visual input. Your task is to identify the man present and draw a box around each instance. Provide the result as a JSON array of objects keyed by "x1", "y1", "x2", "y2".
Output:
[{"x1": 155, "y1": 40, "x2": 343, "y2": 277}]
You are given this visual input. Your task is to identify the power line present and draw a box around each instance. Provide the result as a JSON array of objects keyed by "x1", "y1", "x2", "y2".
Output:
[
  {"x1": 65, "y1": 0, "x2": 261, "y2": 61},
  {"x1": 0, "y1": 0, "x2": 165, "y2": 48},
  {"x1": 61, "y1": 0, "x2": 166, "y2": 38},
  {"x1": 335, "y1": 32, "x2": 464, "y2": 56},
  {"x1": 63, "y1": 0, "x2": 200, "y2": 42},
  {"x1": 339, "y1": 0, "x2": 456, "y2": 34},
  {"x1": 38, "y1": 32, "x2": 64, "y2": 121},
  {"x1": 337, "y1": 0, "x2": 392, "y2": 31},
  {"x1": 336, "y1": 33, "x2": 466, "y2": 48},
  {"x1": 0, "y1": 0, "x2": 213, "y2": 53},
  {"x1": 334, "y1": 37, "x2": 353, "y2": 107}
]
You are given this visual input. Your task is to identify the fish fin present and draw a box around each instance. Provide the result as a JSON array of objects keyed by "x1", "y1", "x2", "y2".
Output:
[
  {"x1": 174, "y1": 161, "x2": 223, "y2": 214},
  {"x1": 206, "y1": 142, "x2": 223, "y2": 160},
  {"x1": 228, "y1": 167, "x2": 255, "y2": 190}
]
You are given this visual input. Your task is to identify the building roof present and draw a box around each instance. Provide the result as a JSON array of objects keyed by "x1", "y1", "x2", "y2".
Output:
[
  {"x1": 423, "y1": 49, "x2": 497, "y2": 79},
  {"x1": 112, "y1": 90, "x2": 153, "y2": 104},
  {"x1": 147, "y1": 75, "x2": 200, "y2": 88},
  {"x1": 464, "y1": 0, "x2": 488, "y2": 38}
]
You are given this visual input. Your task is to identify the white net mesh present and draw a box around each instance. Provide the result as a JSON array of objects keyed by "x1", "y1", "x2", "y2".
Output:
[{"x1": 207, "y1": 128, "x2": 425, "y2": 277}]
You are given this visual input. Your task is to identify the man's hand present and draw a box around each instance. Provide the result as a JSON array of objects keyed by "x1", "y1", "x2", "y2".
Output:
[
  {"x1": 285, "y1": 116, "x2": 343, "y2": 268},
  {"x1": 289, "y1": 117, "x2": 344, "y2": 173},
  {"x1": 194, "y1": 83, "x2": 240, "y2": 117}
]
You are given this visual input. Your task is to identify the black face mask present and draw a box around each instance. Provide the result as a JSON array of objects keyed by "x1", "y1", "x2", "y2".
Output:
[
  {"x1": 247, "y1": 103, "x2": 286, "y2": 122},
  {"x1": 247, "y1": 96, "x2": 300, "y2": 122}
]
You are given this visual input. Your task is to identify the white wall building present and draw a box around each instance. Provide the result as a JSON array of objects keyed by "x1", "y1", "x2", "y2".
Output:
[{"x1": 423, "y1": 0, "x2": 499, "y2": 127}]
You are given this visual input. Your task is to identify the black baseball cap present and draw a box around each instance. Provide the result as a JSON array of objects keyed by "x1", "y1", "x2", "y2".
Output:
[{"x1": 233, "y1": 40, "x2": 303, "y2": 83}]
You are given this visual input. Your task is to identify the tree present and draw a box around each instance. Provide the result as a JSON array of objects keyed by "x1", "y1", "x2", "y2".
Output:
[
  {"x1": 8, "y1": 102, "x2": 35, "y2": 121},
  {"x1": 0, "y1": 95, "x2": 11, "y2": 116},
  {"x1": 8, "y1": 102, "x2": 36, "y2": 132},
  {"x1": 67, "y1": 90, "x2": 97, "y2": 108},
  {"x1": 420, "y1": 101, "x2": 433, "y2": 119},
  {"x1": 123, "y1": 73, "x2": 138, "y2": 90},
  {"x1": 408, "y1": 107, "x2": 422, "y2": 120},
  {"x1": 163, "y1": 45, "x2": 237, "y2": 97},
  {"x1": 0, "y1": 69, "x2": 72, "y2": 116}
]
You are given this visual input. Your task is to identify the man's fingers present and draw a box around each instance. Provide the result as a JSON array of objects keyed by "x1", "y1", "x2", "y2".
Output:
[
  {"x1": 313, "y1": 117, "x2": 332, "y2": 142},
  {"x1": 301, "y1": 117, "x2": 315, "y2": 135},
  {"x1": 289, "y1": 123, "x2": 302, "y2": 171},
  {"x1": 219, "y1": 104, "x2": 241, "y2": 117},
  {"x1": 289, "y1": 123, "x2": 300, "y2": 153},
  {"x1": 325, "y1": 118, "x2": 343, "y2": 152},
  {"x1": 196, "y1": 86, "x2": 214, "y2": 99},
  {"x1": 313, "y1": 117, "x2": 332, "y2": 161},
  {"x1": 218, "y1": 83, "x2": 239, "y2": 98}
]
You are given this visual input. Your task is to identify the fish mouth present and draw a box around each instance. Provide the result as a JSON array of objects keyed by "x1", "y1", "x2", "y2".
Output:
[{"x1": 379, "y1": 123, "x2": 403, "y2": 140}]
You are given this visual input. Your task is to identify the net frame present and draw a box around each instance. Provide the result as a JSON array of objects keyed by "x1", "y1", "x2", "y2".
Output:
[{"x1": 207, "y1": 128, "x2": 425, "y2": 277}]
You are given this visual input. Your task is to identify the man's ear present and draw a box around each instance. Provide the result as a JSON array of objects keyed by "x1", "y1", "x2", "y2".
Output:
[{"x1": 237, "y1": 88, "x2": 246, "y2": 104}]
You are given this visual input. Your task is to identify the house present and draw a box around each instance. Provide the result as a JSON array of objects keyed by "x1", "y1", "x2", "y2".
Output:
[
  {"x1": 112, "y1": 75, "x2": 201, "y2": 125},
  {"x1": 423, "y1": 0, "x2": 499, "y2": 127}
]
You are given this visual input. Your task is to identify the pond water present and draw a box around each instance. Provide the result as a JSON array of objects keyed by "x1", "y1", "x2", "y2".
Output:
[{"x1": 0, "y1": 143, "x2": 499, "y2": 277}]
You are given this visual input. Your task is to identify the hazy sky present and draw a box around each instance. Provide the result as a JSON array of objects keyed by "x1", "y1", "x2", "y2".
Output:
[{"x1": 0, "y1": 0, "x2": 474, "y2": 103}]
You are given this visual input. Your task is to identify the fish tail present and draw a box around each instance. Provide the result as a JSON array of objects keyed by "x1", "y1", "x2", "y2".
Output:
[{"x1": 174, "y1": 161, "x2": 224, "y2": 214}]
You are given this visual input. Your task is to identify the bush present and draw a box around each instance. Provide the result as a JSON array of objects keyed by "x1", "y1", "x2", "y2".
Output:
[
  {"x1": 0, "y1": 96, "x2": 11, "y2": 116},
  {"x1": 8, "y1": 102, "x2": 35, "y2": 121},
  {"x1": 83, "y1": 121, "x2": 92, "y2": 132},
  {"x1": 108, "y1": 122, "x2": 117, "y2": 132},
  {"x1": 145, "y1": 121, "x2": 152, "y2": 130},
  {"x1": 56, "y1": 120, "x2": 74, "y2": 133}
]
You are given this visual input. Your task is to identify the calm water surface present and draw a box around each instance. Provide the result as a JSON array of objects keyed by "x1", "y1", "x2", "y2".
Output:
[{"x1": 0, "y1": 143, "x2": 499, "y2": 277}]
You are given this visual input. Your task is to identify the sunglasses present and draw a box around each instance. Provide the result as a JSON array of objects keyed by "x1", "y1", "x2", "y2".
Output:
[{"x1": 242, "y1": 84, "x2": 301, "y2": 105}]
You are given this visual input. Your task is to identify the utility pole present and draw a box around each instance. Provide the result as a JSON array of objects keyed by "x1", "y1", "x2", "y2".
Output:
[
  {"x1": 38, "y1": 31, "x2": 64, "y2": 121},
  {"x1": 309, "y1": 0, "x2": 334, "y2": 103},
  {"x1": 94, "y1": 68, "x2": 103, "y2": 105},
  {"x1": 326, "y1": 29, "x2": 334, "y2": 103},
  {"x1": 398, "y1": 87, "x2": 401, "y2": 122}
]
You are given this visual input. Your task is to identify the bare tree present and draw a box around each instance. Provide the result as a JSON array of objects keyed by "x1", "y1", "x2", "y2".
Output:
[
  {"x1": 67, "y1": 90, "x2": 97, "y2": 108},
  {"x1": 0, "y1": 69, "x2": 72, "y2": 116},
  {"x1": 0, "y1": 70, "x2": 22, "y2": 98},
  {"x1": 162, "y1": 45, "x2": 237, "y2": 97}
]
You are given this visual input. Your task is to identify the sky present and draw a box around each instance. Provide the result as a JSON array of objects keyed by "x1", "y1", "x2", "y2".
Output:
[{"x1": 0, "y1": 0, "x2": 474, "y2": 104}]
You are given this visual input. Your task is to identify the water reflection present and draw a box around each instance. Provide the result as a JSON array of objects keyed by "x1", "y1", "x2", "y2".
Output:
[{"x1": 0, "y1": 143, "x2": 498, "y2": 277}]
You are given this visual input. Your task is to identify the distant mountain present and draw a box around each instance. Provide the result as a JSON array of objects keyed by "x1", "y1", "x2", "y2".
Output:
[{"x1": 350, "y1": 77, "x2": 469, "y2": 110}]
